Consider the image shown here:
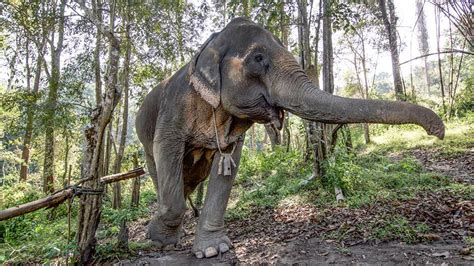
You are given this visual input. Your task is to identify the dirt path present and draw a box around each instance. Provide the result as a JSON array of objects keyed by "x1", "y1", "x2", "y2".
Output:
[
  {"x1": 118, "y1": 149, "x2": 473, "y2": 265},
  {"x1": 119, "y1": 240, "x2": 470, "y2": 265}
]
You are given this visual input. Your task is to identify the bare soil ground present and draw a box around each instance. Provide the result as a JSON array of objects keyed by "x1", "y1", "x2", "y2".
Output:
[
  {"x1": 409, "y1": 148, "x2": 473, "y2": 184},
  {"x1": 118, "y1": 148, "x2": 473, "y2": 265}
]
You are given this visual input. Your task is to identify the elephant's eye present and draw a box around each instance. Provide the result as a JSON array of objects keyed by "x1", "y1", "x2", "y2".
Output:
[
  {"x1": 254, "y1": 54, "x2": 264, "y2": 63},
  {"x1": 246, "y1": 51, "x2": 268, "y2": 77}
]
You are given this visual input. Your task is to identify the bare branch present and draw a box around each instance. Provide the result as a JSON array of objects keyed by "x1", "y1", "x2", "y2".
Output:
[
  {"x1": 70, "y1": 0, "x2": 118, "y2": 43},
  {"x1": 399, "y1": 49, "x2": 474, "y2": 65}
]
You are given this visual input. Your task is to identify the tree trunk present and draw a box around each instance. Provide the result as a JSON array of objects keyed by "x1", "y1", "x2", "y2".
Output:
[
  {"x1": 311, "y1": 0, "x2": 333, "y2": 177},
  {"x1": 93, "y1": 0, "x2": 106, "y2": 179},
  {"x1": 264, "y1": 124, "x2": 281, "y2": 150},
  {"x1": 104, "y1": 123, "x2": 113, "y2": 177},
  {"x1": 378, "y1": 0, "x2": 404, "y2": 101},
  {"x1": 117, "y1": 220, "x2": 129, "y2": 250},
  {"x1": 322, "y1": 0, "x2": 344, "y2": 199},
  {"x1": 131, "y1": 152, "x2": 141, "y2": 208},
  {"x1": 435, "y1": 4, "x2": 446, "y2": 113},
  {"x1": 76, "y1": 0, "x2": 121, "y2": 262},
  {"x1": 447, "y1": 19, "x2": 454, "y2": 118},
  {"x1": 323, "y1": 0, "x2": 334, "y2": 95},
  {"x1": 249, "y1": 125, "x2": 256, "y2": 152},
  {"x1": 43, "y1": 0, "x2": 66, "y2": 194},
  {"x1": 282, "y1": 112, "x2": 291, "y2": 152},
  {"x1": 297, "y1": 0, "x2": 314, "y2": 162},
  {"x1": 299, "y1": 0, "x2": 324, "y2": 177},
  {"x1": 20, "y1": 117, "x2": 33, "y2": 181},
  {"x1": 279, "y1": 0, "x2": 291, "y2": 152},
  {"x1": 415, "y1": 0, "x2": 431, "y2": 95},
  {"x1": 343, "y1": 125, "x2": 353, "y2": 152},
  {"x1": 62, "y1": 133, "x2": 70, "y2": 187},
  {"x1": 93, "y1": 0, "x2": 103, "y2": 106},
  {"x1": 112, "y1": 12, "x2": 131, "y2": 210},
  {"x1": 360, "y1": 36, "x2": 371, "y2": 144},
  {"x1": 20, "y1": 36, "x2": 45, "y2": 181},
  {"x1": 112, "y1": 113, "x2": 121, "y2": 209},
  {"x1": 310, "y1": 0, "x2": 324, "y2": 177}
]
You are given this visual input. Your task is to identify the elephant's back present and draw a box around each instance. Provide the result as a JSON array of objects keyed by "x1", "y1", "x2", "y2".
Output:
[
  {"x1": 135, "y1": 83, "x2": 164, "y2": 148},
  {"x1": 135, "y1": 65, "x2": 191, "y2": 149}
]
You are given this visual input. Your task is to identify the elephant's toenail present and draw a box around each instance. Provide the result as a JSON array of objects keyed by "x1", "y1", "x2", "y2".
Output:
[
  {"x1": 204, "y1": 247, "x2": 218, "y2": 257},
  {"x1": 218, "y1": 243, "x2": 229, "y2": 253},
  {"x1": 195, "y1": 251, "x2": 204, "y2": 259}
]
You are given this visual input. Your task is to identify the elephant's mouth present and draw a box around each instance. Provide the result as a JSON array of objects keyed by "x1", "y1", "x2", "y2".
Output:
[
  {"x1": 232, "y1": 94, "x2": 284, "y2": 129},
  {"x1": 263, "y1": 95, "x2": 284, "y2": 130}
]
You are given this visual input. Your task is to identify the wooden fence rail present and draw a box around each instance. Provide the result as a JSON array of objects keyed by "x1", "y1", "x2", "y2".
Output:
[{"x1": 0, "y1": 167, "x2": 145, "y2": 221}]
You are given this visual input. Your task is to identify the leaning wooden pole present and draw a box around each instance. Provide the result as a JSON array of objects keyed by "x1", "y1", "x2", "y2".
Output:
[
  {"x1": 0, "y1": 168, "x2": 144, "y2": 221},
  {"x1": 0, "y1": 189, "x2": 74, "y2": 221},
  {"x1": 100, "y1": 168, "x2": 144, "y2": 184}
]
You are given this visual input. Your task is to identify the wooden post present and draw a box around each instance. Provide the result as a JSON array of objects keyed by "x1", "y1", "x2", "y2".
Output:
[{"x1": 130, "y1": 152, "x2": 141, "y2": 208}]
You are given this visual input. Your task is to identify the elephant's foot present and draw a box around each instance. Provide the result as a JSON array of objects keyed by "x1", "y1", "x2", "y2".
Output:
[
  {"x1": 193, "y1": 228, "x2": 232, "y2": 258},
  {"x1": 146, "y1": 215, "x2": 183, "y2": 248}
]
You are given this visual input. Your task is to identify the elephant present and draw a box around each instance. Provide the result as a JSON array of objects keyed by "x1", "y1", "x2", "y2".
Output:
[{"x1": 135, "y1": 17, "x2": 444, "y2": 258}]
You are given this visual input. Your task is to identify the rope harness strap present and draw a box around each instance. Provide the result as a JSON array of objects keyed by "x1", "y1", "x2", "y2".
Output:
[{"x1": 212, "y1": 108, "x2": 238, "y2": 176}]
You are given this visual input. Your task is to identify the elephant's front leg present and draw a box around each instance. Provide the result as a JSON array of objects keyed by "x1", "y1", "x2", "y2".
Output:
[
  {"x1": 193, "y1": 139, "x2": 244, "y2": 258},
  {"x1": 147, "y1": 134, "x2": 186, "y2": 247}
]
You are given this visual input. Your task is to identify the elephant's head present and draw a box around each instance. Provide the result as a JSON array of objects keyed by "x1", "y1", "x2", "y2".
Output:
[{"x1": 189, "y1": 18, "x2": 445, "y2": 139}]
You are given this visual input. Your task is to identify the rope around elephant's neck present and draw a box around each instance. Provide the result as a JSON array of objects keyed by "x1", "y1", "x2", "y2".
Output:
[
  {"x1": 212, "y1": 108, "x2": 237, "y2": 155},
  {"x1": 212, "y1": 108, "x2": 237, "y2": 176}
]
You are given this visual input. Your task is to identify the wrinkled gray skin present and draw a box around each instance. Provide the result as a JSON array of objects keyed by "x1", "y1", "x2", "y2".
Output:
[{"x1": 135, "y1": 18, "x2": 445, "y2": 258}]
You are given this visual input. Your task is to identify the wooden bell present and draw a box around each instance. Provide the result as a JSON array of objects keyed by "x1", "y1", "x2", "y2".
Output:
[{"x1": 223, "y1": 155, "x2": 232, "y2": 176}]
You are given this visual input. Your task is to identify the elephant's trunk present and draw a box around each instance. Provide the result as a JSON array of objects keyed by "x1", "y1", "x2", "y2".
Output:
[{"x1": 270, "y1": 54, "x2": 445, "y2": 139}]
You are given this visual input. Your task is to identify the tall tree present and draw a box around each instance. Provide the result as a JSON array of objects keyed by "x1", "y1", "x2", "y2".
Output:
[
  {"x1": 297, "y1": 0, "x2": 316, "y2": 163},
  {"x1": 112, "y1": 4, "x2": 132, "y2": 210},
  {"x1": 323, "y1": 0, "x2": 334, "y2": 95},
  {"x1": 43, "y1": 0, "x2": 67, "y2": 193},
  {"x1": 92, "y1": 0, "x2": 103, "y2": 105},
  {"x1": 19, "y1": 1, "x2": 48, "y2": 181},
  {"x1": 130, "y1": 151, "x2": 141, "y2": 207},
  {"x1": 415, "y1": 0, "x2": 431, "y2": 95},
  {"x1": 321, "y1": 0, "x2": 345, "y2": 201},
  {"x1": 378, "y1": 0, "x2": 404, "y2": 101},
  {"x1": 434, "y1": 4, "x2": 446, "y2": 113},
  {"x1": 75, "y1": 0, "x2": 121, "y2": 262},
  {"x1": 278, "y1": 0, "x2": 292, "y2": 152}
]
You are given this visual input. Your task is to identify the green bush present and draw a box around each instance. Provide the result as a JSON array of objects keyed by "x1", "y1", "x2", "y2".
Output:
[{"x1": 228, "y1": 147, "x2": 312, "y2": 218}]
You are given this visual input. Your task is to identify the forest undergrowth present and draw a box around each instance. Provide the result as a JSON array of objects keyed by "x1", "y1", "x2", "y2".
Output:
[{"x1": 1, "y1": 113, "x2": 473, "y2": 263}]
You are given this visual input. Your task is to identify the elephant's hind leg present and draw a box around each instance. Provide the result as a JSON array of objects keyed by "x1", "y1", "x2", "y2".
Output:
[
  {"x1": 193, "y1": 139, "x2": 244, "y2": 258},
  {"x1": 147, "y1": 135, "x2": 187, "y2": 247}
]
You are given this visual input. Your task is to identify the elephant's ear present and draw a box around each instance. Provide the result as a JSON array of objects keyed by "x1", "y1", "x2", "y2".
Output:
[{"x1": 188, "y1": 32, "x2": 226, "y2": 108}]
